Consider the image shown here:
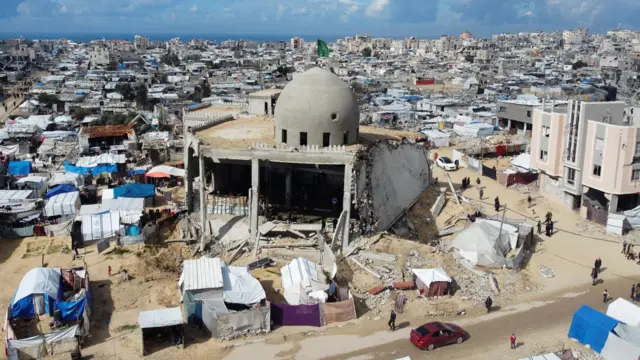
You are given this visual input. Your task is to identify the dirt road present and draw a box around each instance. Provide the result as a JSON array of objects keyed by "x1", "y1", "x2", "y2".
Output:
[{"x1": 225, "y1": 276, "x2": 636, "y2": 360}]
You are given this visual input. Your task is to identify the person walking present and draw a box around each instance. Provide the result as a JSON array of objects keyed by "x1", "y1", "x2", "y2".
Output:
[
  {"x1": 545, "y1": 221, "x2": 551, "y2": 237},
  {"x1": 591, "y1": 267, "x2": 599, "y2": 286},
  {"x1": 485, "y1": 296, "x2": 493, "y2": 313},
  {"x1": 388, "y1": 310, "x2": 396, "y2": 331},
  {"x1": 479, "y1": 188, "x2": 484, "y2": 200},
  {"x1": 623, "y1": 239, "x2": 629, "y2": 254},
  {"x1": 527, "y1": 195, "x2": 532, "y2": 208},
  {"x1": 108, "y1": 266, "x2": 112, "y2": 277},
  {"x1": 632, "y1": 284, "x2": 636, "y2": 302},
  {"x1": 510, "y1": 333, "x2": 517, "y2": 350},
  {"x1": 628, "y1": 244, "x2": 636, "y2": 260},
  {"x1": 603, "y1": 289, "x2": 609, "y2": 303},
  {"x1": 476, "y1": 177, "x2": 481, "y2": 187},
  {"x1": 595, "y1": 257, "x2": 602, "y2": 273},
  {"x1": 537, "y1": 220, "x2": 542, "y2": 234},
  {"x1": 494, "y1": 197, "x2": 500, "y2": 212}
]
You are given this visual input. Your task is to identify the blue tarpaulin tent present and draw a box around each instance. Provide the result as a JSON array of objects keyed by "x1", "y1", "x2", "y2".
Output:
[
  {"x1": 45, "y1": 184, "x2": 78, "y2": 199},
  {"x1": 8, "y1": 161, "x2": 32, "y2": 176},
  {"x1": 568, "y1": 305, "x2": 619, "y2": 353},
  {"x1": 64, "y1": 161, "x2": 118, "y2": 176},
  {"x1": 113, "y1": 183, "x2": 155, "y2": 198}
]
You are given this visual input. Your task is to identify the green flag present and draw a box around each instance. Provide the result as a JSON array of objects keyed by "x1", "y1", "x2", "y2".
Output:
[{"x1": 317, "y1": 39, "x2": 330, "y2": 57}]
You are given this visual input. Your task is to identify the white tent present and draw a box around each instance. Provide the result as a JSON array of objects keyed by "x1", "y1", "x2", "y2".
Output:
[
  {"x1": 44, "y1": 191, "x2": 80, "y2": 217},
  {"x1": 511, "y1": 153, "x2": 532, "y2": 171},
  {"x1": 80, "y1": 212, "x2": 121, "y2": 241},
  {"x1": 607, "y1": 298, "x2": 640, "y2": 326},
  {"x1": 76, "y1": 153, "x2": 126, "y2": 167},
  {"x1": 411, "y1": 268, "x2": 452, "y2": 288},
  {"x1": 280, "y1": 258, "x2": 328, "y2": 305},
  {"x1": 146, "y1": 165, "x2": 185, "y2": 178},
  {"x1": 601, "y1": 323, "x2": 640, "y2": 360},
  {"x1": 49, "y1": 173, "x2": 84, "y2": 188},
  {"x1": 446, "y1": 219, "x2": 518, "y2": 267},
  {"x1": 220, "y1": 265, "x2": 266, "y2": 305},
  {"x1": 12, "y1": 268, "x2": 61, "y2": 306}
]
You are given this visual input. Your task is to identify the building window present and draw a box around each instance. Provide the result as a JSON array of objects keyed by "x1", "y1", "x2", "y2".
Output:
[
  {"x1": 633, "y1": 170, "x2": 640, "y2": 181},
  {"x1": 343, "y1": 131, "x2": 349, "y2": 144},
  {"x1": 323, "y1": 132, "x2": 330, "y2": 147},
  {"x1": 527, "y1": 110, "x2": 532, "y2": 118},
  {"x1": 499, "y1": 106, "x2": 506, "y2": 112},
  {"x1": 567, "y1": 168, "x2": 576, "y2": 185},
  {"x1": 300, "y1": 132, "x2": 307, "y2": 146},
  {"x1": 540, "y1": 150, "x2": 548, "y2": 161},
  {"x1": 593, "y1": 164, "x2": 602, "y2": 177},
  {"x1": 595, "y1": 138, "x2": 604, "y2": 151},
  {"x1": 635, "y1": 140, "x2": 640, "y2": 157},
  {"x1": 281, "y1": 129, "x2": 287, "y2": 144},
  {"x1": 542, "y1": 126, "x2": 550, "y2": 137}
]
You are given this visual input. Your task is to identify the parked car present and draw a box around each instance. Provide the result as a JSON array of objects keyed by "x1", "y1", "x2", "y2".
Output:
[
  {"x1": 409, "y1": 322, "x2": 466, "y2": 351},
  {"x1": 435, "y1": 156, "x2": 457, "y2": 171}
]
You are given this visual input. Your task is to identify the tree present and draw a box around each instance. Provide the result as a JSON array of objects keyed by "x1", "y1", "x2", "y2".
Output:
[
  {"x1": 37, "y1": 93, "x2": 58, "y2": 106},
  {"x1": 572, "y1": 60, "x2": 588, "y2": 70},
  {"x1": 161, "y1": 52, "x2": 181, "y2": 67},
  {"x1": 115, "y1": 83, "x2": 135, "y2": 101},
  {"x1": 361, "y1": 47, "x2": 372, "y2": 57},
  {"x1": 135, "y1": 84, "x2": 148, "y2": 109},
  {"x1": 106, "y1": 60, "x2": 118, "y2": 71},
  {"x1": 183, "y1": 54, "x2": 202, "y2": 62},
  {"x1": 276, "y1": 65, "x2": 293, "y2": 77},
  {"x1": 201, "y1": 81, "x2": 211, "y2": 98},
  {"x1": 464, "y1": 55, "x2": 475, "y2": 63}
]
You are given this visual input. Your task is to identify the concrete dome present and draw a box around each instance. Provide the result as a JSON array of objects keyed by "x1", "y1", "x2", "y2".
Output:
[{"x1": 274, "y1": 67, "x2": 359, "y2": 147}]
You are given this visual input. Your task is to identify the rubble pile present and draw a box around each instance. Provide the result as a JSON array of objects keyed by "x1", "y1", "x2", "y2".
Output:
[
  {"x1": 363, "y1": 289, "x2": 392, "y2": 317},
  {"x1": 538, "y1": 265, "x2": 555, "y2": 278},
  {"x1": 571, "y1": 350, "x2": 605, "y2": 360}
]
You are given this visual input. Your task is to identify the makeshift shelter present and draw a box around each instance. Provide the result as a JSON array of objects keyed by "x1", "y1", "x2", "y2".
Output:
[
  {"x1": 445, "y1": 219, "x2": 518, "y2": 267},
  {"x1": 139, "y1": 307, "x2": 184, "y2": 356},
  {"x1": 8, "y1": 161, "x2": 32, "y2": 176},
  {"x1": 49, "y1": 173, "x2": 84, "y2": 188},
  {"x1": 411, "y1": 268, "x2": 452, "y2": 297},
  {"x1": 45, "y1": 184, "x2": 78, "y2": 199},
  {"x1": 280, "y1": 258, "x2": 329, "y2": 305},
  {"x1": 79, "y1": 211, "x2": 121, "y2": 242},
  {"x1": 511, "y1": 153, "x2": 532, "y2": 171},
  {"x1": 568, "y1": 305, "x2": 619, "y2": 353},
  {"x1": 6, "y1": 268, "x2": 92, "y2": 360},
  {"x1": 43, "y1": 191, "x2": 80, "y2": 217},
  {"x1": 601, "y1": 323, "x2": 640, "y2": 360},
  {"x1": 113, "y1": 183, "x2": 156, "y2": 198},
  {"x1": 606, "y1": 298, "x2": 640, "y2": 326},
  {"x1": 16, "y1": 176, "x2": 48, "y2": 197},
  {"x1": 146, "y1": 165, "x2": 186, "y2": 178},
  {"x1": 517, "y1": 354, "x2": 561, "y2": 360}
]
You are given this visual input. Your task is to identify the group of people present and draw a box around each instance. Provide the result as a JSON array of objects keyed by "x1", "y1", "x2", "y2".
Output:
[
  {"x1": 461, "y1": 177, "x2": 472, "y2": 190},
  {"x1": 536, "y1": 211, "x2": 554, "y2": 237},
  {"x1": 622, "y1": 240, "x2": 640, "y2": 262},
  {"x1": 591, "y1": 257, "x2": 603, "y2": 286}
]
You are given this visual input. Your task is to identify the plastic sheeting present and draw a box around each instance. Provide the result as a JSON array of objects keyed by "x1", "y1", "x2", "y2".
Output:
[
  {"x1": 49, "y1": 173, "x2": 84, "y2": 188},
  {"x1": 45, "y1": 184, "x2": 78, "y2": 199},
  {"x1": 113, "y1": 183, "x2": 155, "y2": 198},
  {"x1": 280, "y1": 258, "x2": 328, "y2": 305},
  {"x1": 44, "y1": 191, "x2": 80, "y2": 217},
  {"x1": 607, "y1": 298, "x2": 640, "y2": 326},
  {"x1": 11, "y1": 268, "x2": 61, "y2": 318},
  {"x1": 146, "y1": 165, "x2": 186, "y2": 178},
  {"x1": 64, "y1": 161, "x2": 118, "y2": 176},
  {"x1": 221, "y1": 266, "x2": 266, "y2": 305},
  {"x1": 601, "y1": 331, "x2": 640, "y2": 360},
  {"x1": 445, "y1": 219, "x2": 517, "y2": 267},
  {"x1": 80, "y1": 212, "x2": 121, "y2": 241},
  {"x1": 623, "y1": 205, "x2": 640, "y2": 229},
  {"x1": 44, "y1": 220, "x2": 72, "y2": 236},
  {"x1": 411, "y1": 268, "x2": 452, "y2": 288},
  {"x1": 568, "y1": 305, "x2": 619, "y2": 353},
  {"x1": 271, "y1": 304, "x2": 321, "y2": 327},
  {"x1": 76, "y1": 153, "x2": 126, "y2": 167},
  {"x1": 139, "y1": 307, "x2": 183, "y2": 329},
  {"x1": 8, "y1": 161, "x2": 32, "y2": 176}
]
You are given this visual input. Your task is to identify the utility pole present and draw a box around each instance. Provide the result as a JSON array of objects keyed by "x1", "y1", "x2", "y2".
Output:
[{"x1": 497, "y1": 204, "x2": 507, "y2": 243}]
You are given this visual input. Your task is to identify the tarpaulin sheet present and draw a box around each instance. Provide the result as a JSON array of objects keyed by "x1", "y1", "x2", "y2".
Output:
[
  {"x1": 11, "y1": 268, "x2": 61, "y2": 318},
  {"x1": 113, "y1": 183, "x2": 155, "y2": 198},
  {"x1": 49, "y1": 173, "x2": 84, "y2": 188},
  {"x1": 44, "y1": 191, "x2": 79, "y2": 217},
  {"x1": 76, "y1": 153, "x2": 125, "y2": 167},
  {"x1": 57, "y1": 295, "x2": 87, "y2": 321},
  {"x1": 221, "y1": 266, "x2": 266, "y2": 305},
  {"x1": 607, "y1": 298, "x2": 640, "y2": 326},
  {"x1": 8, "y1": 161, "x2": 32, "y2": 176},
  {"x1": 64, "y1": 162, "x2": 118, "y2": 176},
  {"x1": 281, "y1": 258, "x2": 328, "y2": 305},
  {"x1": 45, "y1": 184, "x2": 78, "y2": 199},
  {"x1": 601, "y1": 331, "x2": 640, "y2": 360},
  {"x1": 0, "y1": 144, "x2": 19, "y2": 156},
  {"x1": 80, "y1": 211, "x2": 121, "y2": 241},
  {"x1": 270, "y1": 304, "x2": 321, "y2": 327},
  {"x1": 44, "y1": 220, "x2": 72, "y2": 237},
  {"x1": 321, "y1": 298, "x2": 356, "y2": 325},
  {"x1": 146, "y1": 165, "x2": 186, "y2": 178},
  {"x1": 568, "y1": 305, "x2": 619, "y2": 353}
]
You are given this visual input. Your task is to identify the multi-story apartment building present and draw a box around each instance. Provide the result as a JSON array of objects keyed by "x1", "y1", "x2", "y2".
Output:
[
  {"x1": 134, "y1": 35, "x2": 150, "y2": 50},
  {"x1": 531, "y1": 100, "x2": 640, "y2": 218},
  {"x1": 563, "y1": 28, "x2": 588, "y2": 50},
  {"x1": 290, "y1": 37, "x2": 304, "y2": 50}
]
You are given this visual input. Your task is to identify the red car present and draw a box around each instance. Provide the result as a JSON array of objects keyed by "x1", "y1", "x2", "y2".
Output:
[{"x1": 409, "y1": 321, "x2": 466, "y2": 351}]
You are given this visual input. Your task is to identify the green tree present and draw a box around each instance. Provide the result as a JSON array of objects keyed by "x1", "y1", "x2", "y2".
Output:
[
  {"x1": 115, "y1": 83, "x2": 135, "y2": 101},
  {"x1": 106, "y1": 60, "x2": 118, "y2": 71},
  {"x1": 161, "y1": 52, "x2": 181, "y2": 67},
  {"x1": 572, "y1": 60, "x2": 588, "y2": 70},
  {"x1": 37, "y1": 93, "x2": 58, "y2": 106},
  {"x1": 135, "y1": 84, "x2": 148, "y2": 109},
  {"x1": 276, "y1": 65, "x2": 293, "y2": 77},
  {"x1": 201, "y1": 81, "x2": 211, "y2": 98},
  {"x1": 361, "y1": 47, "x2": 372, "y2": 57}
]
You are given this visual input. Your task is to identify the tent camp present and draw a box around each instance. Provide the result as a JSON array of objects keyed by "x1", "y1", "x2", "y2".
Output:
[
  {"x1": 49, "y1": 172, "x2": 84, "y2": 188},
  {"x1": 45, "y1": 184, "x2": 78, "y2": 199},
  {"x1": 445, "y1": 219, "x2": 518, "y2": 267},
  {"x1": 280, "y1": 258, "x2": 329, "y2": 305},
  {"x1": 80, "y1": 211, "x2": 121, "y2": 242},
  {"x1": 606, "y1": 298, "x2": 640, "y2": 326},
  {"x1": 146, "y1": 165, "x2": 185, "y2": 178},
  {"x1": 568, "y1": 305, "x2": 619, "y2": 353},
  {"x1": 6, "y1": 267, "x2": 92, "y2": 360},
  {"x1": 411, "y1": 268, "x2": 452, "y2": 297},
  {"x1": 43, "y1": 191, "x2": 80, "y2": 217}
]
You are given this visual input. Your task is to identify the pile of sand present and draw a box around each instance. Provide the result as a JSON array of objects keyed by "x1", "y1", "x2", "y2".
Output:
[{"x1": 135, "y1": 244, "x2": 190, "y2": 281}]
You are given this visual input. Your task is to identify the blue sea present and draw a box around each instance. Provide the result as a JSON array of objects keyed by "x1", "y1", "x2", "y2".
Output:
[{"x1": 0, "y1": 33, "x2": 353, "y2": 43}]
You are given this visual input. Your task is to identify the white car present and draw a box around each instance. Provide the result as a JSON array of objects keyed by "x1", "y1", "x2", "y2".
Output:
[{"x1": 436, "y1": 156, "x2": 457, "y2": 171}]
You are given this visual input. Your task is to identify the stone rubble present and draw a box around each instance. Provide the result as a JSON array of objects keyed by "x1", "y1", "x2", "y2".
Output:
[{"x1": 538, "y1": 265, "x2": 555, "y2": 278}]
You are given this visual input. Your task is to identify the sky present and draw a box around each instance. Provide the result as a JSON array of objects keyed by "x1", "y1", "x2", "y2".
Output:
[{"x1": 1, "y1": 0, "x2": 640, "y2": 37}]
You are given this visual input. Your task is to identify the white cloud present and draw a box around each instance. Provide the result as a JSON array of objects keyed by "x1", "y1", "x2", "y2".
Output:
[
  {"x1": 276, "y1": 4, "x2": 286, "y2": 19},
  {"x1": 59, "y1": 5, "x2": 68, "y2": 13},
  {"x1": 190, "y1": 4, "x2": 198, "y2": 12},
  {"x1": 292, "y1": 6, "x2": 308, "y2": 15},
  {"x1": 365, "y1": 0, "x2": 389, "y2": 17}
]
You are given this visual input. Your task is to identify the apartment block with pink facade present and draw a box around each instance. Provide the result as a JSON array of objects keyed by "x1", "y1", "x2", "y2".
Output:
[{"x1": 530, "y1": 100, "x2": 640, "y2": 222}]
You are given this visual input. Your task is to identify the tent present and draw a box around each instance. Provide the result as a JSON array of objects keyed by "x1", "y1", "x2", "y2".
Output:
[
  {"x1": 280, "y1": 258, "x2": 329, "y2": 305},
  {"x1": 16, "y1": 176, "x2": 47, "y2": 188},
  {"x1": 113, "y1": 183, "x2": 156, "y2": 198},
  {"x1": 8, "y1": 161, "x2": 32, "y2": 176},
  {"x1": 411, "y1": 268, "x2": 452, "y2": 297},
  {"x1": 511, "y1": 153, "x2": 532, "y2": 171},
  {"x1": 445, "y1": 219, "x2": 518, "y2": 267},
  {"x1": 607, "y1": 298, "x2": 640, "y2": 326},
  {"x1": 568, "y1": 305, "x2": 619, "y2": 353},
  {"x1": 80, "y1": 211, "x2": 121, "y2": 241},
  {"x1": 11, "y1": 268, "x2": 61, "y2": 318},
  {"x1": 221, "y1": 266, "x2": 266, "y2": 305},
  {"x1": 146, "y1": 165, "x2": 186, "y2": 178},
  {"x1": 49, "y1": 172, "x2": 84, "y2": 188},
  {"x1": 44, "y1": 191, "x2": 80, "y2": 217},
  {"x1": 45, "y1": 184, "x2": 78, "y2": 199},
  {"x1": 601, "y1": 322, "x2": 640, "y2": 360}
]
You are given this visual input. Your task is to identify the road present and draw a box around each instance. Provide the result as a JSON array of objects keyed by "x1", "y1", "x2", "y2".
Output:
[{"x1": 225, "y1": 276, "x2": 637, "y2": 360}]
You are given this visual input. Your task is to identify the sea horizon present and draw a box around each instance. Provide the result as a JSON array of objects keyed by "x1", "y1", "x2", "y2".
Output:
[{"x1": 0, "y1": 32, "x2": 436, "y2": 43}]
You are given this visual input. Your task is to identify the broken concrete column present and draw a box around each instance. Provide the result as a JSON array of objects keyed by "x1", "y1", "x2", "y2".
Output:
[
  {"x1": 184, "y1": 142, "x2": 195, "y2": 212},
  {"x1": 342, "y1": 163, "x2": 353, "y2": 252},
  {"x1": 285, "y1": 167, "x2": 292, "y2": 208},
  {"x1": 199, "y1": 153, "x2": 206, "y2": 251},
  {"x1": 249, "y1": 158, "x2": 259, "y2": 242}
]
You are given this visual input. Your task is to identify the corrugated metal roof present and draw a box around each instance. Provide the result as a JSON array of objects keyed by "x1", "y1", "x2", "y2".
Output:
[
  {"x1": 181, "y1": 257, "x2": 223, "y2": 291},
  {"x1": 138, "y1": 307, "x2": 183, "y2": 329}
]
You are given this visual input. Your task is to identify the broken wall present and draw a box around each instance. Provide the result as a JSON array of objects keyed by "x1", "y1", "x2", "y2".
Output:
[{"x1": 355, "y1": 141, "x2": 431, "y2": 233}]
